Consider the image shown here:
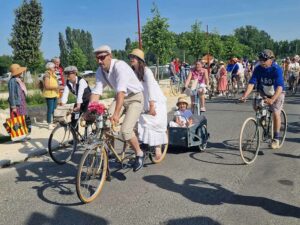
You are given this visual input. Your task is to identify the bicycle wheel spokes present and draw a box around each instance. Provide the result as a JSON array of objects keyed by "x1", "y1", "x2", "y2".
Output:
[
  {"x1": 239, "y1": 118, "x2": 260, "y2": 164},
  {"x1": 76, "y1": 146, "x2": 108, "y2": 203},
  {"x1": 48, "y1": 124, "x2": 76, "y2": 164},
  {"x1": 278, "y1": 110, "x2": 287, "y2": 148}
]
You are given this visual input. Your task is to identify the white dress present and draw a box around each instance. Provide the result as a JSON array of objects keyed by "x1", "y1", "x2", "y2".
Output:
[{"x1": 138, "y1": 67, "x2": 168, "y2": 146}]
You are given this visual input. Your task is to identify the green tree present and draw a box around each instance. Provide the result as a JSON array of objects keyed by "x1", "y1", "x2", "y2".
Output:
[
  {"x1": 59, "y1": 27, "x2": 96, "y2": 70},
  {"x1": 9, "y1": 0, "x2": 44, "y2": 72},
  {"x1": 142, "y1": 4, "x2": 176, "y2": 80},
  {"x1": 0, "y1": 55, "x2": 13, "y2": 75},
  {"x1": 221, "y1": 35, "x2": 247, "y2": 60},
  {"x1": 234, "y1": 25, "x2": 274, "y2": 55},
  {"x1": 205, "y1": 30, "x2": 224, "y2": 59},
  {"x1": 184, "y1": 21, "x2": 207, "y2": 61},
  {"x1": 68, "y1": 46, "x2": 87, "y2": 71}
]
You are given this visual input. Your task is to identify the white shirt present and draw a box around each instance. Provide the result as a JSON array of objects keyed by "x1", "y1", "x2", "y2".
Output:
[
  {"x1": 61, "y1": 77, "x2": 88, "y2": 104},
  {"x1": 142, "y1": 67, "x2": 166, "y2": 111},
  {"x1": 288, "y1": 62, "x2": 300, "y2": 73},
  {"x1": 93, "y1": 59, "x2": 143, "y2": 96}
]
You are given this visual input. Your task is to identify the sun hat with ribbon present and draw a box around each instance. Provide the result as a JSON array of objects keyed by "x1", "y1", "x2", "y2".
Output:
[
  {"x1": 129, "y1": 48, "x2": 145, "y2": 62},
  {"x1": 176, "y1": 97, "x2": 189, "y2": 107},
  {"x1": 9, "y1": 64, "x2": 27, "y2": 76}
]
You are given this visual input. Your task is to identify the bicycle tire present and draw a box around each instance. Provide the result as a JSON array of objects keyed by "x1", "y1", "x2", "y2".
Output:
[
  {"x1": 149, "y1": 130, "x2": 169, "y2": 164},
  {"x1": 197, "y1": 125, "x2": 208, "y2": 151},
  {"x1": 239, "y1": 117, "x2": 260, "y2": 164},
  {"x1": 48, "y1": 123, "x2": 77, "y2": 164},
  {"x1": 277, "y1": 109, "x2": 287, "y2": 148},
  {"x1": 76, "y1": 145, "x2": 108, "y2": 203}
]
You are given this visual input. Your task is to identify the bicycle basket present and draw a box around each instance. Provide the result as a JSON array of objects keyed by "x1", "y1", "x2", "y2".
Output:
[{"x1": 53, "y1": 104, "x2": 73, "y2": 123}]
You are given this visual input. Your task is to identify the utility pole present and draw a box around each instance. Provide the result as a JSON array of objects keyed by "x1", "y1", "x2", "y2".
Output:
[
  {"x1": 206, "y1": 25, "x2": 210, "y2": 76},
  {"x1": 137, "y1": 0, "x2": 142, "y2": 49}
]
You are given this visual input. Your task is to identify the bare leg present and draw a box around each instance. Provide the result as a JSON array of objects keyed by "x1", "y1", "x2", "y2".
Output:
[{"x1": 128, "y1": 135, "x2": 143, "y2": 156}]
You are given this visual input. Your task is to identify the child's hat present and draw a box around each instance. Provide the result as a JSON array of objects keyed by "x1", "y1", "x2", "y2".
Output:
[{"x1": 176, "y1": 97, "x2": 189, "y2": 107}]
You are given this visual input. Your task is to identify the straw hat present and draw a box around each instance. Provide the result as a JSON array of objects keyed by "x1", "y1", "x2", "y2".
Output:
[
  {"x1": 129, "y1": 48, "x2": 145, "y2": 62},
  {"x1": 10, "y1": 64, "x2": 27, "y2": 76},
  {"x1": 176, "y1": 97, "x2": 189, "y2": 107}
]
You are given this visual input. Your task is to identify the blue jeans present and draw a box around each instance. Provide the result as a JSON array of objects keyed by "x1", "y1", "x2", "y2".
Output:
[{"x1": 46, "y1": 98, "x2": 57, "y2": 123}]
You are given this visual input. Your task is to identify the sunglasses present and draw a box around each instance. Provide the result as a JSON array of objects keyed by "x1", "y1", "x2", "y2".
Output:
[
  {"x1": 258, "y1": 52, "x2": 273, "y2": 62},
  {"x1": 96, "y1": 54, "x2": 109, "y2": 61}
]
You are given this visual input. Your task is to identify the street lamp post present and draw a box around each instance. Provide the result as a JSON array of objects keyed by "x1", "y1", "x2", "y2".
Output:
[{"x1": 137, "y1": 0, "x2": 142, "y2": 49}]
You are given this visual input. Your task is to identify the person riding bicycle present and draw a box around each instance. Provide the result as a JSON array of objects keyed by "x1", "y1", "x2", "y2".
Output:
[
  {"x1": 90, "y1": 45, "x2": 145, "y2": 172},
  {"x1": 184, "y1": 60, "x2": 209, "y2": 112},
  {"x1": 287, "y1": 56, "x2": 299, "y2": 90},
  {"x1": 226, "y1": 57, "x2": 240, "y2": 91},
  {"x1": 60, "y1": 66, "x2": 91, "y2": 129},
  {"x1": 240, "y1": 49, "x2": 285, "y2": 149}
]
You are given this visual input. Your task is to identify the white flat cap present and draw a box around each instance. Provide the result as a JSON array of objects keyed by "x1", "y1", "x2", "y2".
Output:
[{"x1": 94, "y1": 45, "x2": 112, "y2": 54}]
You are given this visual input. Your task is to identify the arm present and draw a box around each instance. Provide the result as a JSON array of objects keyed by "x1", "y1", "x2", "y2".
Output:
[
  {"x1": 8, "y1": 79, "x2": 17, "y2": 109},
  {"x1": 184, "y1": 71, "x2": 192, "y2": 88},
  {"x1": 44, "y1": 74, "x2": 58, "y2": 90},
  {"x1": 241, "y1": 83, "x2": 255, "y2": 100},
  {"x1": 145, "y1": 69, "x2": 157, "y2": 116},
  {"x1": 204, "y1": 69, "x2": 209, "y2": 86},
  {"x1": 60, "y1": 86, "x2": 69, "y2": 105},
  {"x1": 90, "y1": 69, "x2": 105, "y2": 102},
  {"x1": 75, "y1": 79, "x2": 88, "y2": 110}
]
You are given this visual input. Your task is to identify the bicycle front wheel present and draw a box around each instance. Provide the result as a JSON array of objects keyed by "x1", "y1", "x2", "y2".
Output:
[
  {"x1": 76, "y1": 145, "x2": 108, "y2": 203},
  {"x1": 239, "y1": 117, "x2": 260, "y2": 164},
  {"x1": 48, "y1": 123, "x2": 77, "y2": 164},
  {"x1": 149, "y1": 130, "x2": 169, "y2": 164}
]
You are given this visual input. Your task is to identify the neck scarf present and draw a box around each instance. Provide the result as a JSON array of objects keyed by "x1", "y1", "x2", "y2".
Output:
[{"x1": 16, "y1": 77, "x2": 27, "y2": 95}]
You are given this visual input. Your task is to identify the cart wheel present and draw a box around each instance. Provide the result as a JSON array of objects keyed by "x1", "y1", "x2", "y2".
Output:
[{"x1": 197, "y1": 125, "x2": 208, "y2": 151}]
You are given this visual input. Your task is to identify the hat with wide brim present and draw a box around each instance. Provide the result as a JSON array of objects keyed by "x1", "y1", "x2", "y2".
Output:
[
  {"x1": 129, "y1": 48, "x2": 145, "y2": 62},
  {"x1": 176, "y1": 97, "x2": 189, "y2": 107},
  {"x1": 10, "y1": 64, "x2": 27, "y2": 76}
]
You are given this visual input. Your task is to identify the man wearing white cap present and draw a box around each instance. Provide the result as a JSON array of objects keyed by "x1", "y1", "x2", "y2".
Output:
[{"x1": 91, "y1": 45, "x2": 145, "y2": 172}]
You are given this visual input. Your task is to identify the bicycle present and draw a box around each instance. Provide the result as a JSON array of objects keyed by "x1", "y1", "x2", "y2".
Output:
[
  {"x1": 238, "y1": 93, "x2": 287, "y2": 164},
  {"x1": 286, "y1": 74, "x2": 299, "y2": 96},
  {"x1": 48, "y1": 111, "x2": 100, "y2": 165},
  {"x1": 170, "y1": 74, "x2": 184, "y2": 96},
  {"x1": 76, "y1": 106, "x2": 169, "y2": 203}
]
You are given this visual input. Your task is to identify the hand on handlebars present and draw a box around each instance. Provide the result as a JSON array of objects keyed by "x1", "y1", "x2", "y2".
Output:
[
  {"x1": 264, "y1": 98, "x2": 274, "y2": 105},
  {"x1": 239, "y1": 96, "x2": 247, "y2": 103},
  {"x1": 110, "y1": 113, "x2": 120, "y2": 125}
]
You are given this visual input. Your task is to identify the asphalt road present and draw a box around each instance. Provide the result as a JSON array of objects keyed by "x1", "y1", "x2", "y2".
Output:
[{"x1": 0, "y1": 94, "x2": 299, "y2": 225}]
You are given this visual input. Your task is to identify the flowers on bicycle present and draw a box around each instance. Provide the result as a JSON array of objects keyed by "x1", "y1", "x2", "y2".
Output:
[{"x1": 88, "y1": 102, "x2": 106, "y2": 115}]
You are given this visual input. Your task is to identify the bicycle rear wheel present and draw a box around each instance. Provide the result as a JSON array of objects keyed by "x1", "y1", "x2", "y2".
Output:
[
  {"x1": 48, "y1": 123, "x2": 77, "y2": 164},
  {"x1": 197, "y1": 125, "x2": 208, "y2": 151},
  {"x1": 239, "y1": 117, "x2": 260, "y2": 164},
  {"x1": 170, "y1": 77, "x2": 180, "y2": 95},
  {"x1": 149, "y1": 130, "x2": 169, "y2": 164},
  {"x1": 76, "y1": 145, "x2": 108, "y2": 203}
]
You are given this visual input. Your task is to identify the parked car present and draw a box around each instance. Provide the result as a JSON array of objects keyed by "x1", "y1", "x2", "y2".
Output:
[
  {"x1": 80, "y1": 70, "x2": 95, "y2": 77},
  {"x1": 0, "y1": 72, "x2": 11, "y2": 82}
]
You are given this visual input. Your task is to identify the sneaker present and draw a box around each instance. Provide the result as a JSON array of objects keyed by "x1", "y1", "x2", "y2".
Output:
[
  {"x1": 200, "y1": 107, "x2": 206, "y2": 112},
  {"x1": 271, "y1": 139, "x2": 280, "y2": 149},
  {"x1": 218, "y1": 93, "x2": 223, "y2": 97},
  {"x1": 133, "y1": 154, "x2": 145, "y2": 172}
]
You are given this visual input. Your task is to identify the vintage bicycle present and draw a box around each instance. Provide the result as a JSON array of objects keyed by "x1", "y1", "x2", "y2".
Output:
[
  {"x1": 48, "y1": 108, "x2": 100, "y2": 165},
  {"x1": 76, "y1": 103, "x2": 168, "y2": 203},
  {"x1": 238, "y1": 93, "x2": 287, "y2": 164}
]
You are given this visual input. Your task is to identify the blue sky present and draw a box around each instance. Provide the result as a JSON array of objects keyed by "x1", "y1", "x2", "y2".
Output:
[{"x1": 1, "y1": 0, "x2": 300, "y2": 59}]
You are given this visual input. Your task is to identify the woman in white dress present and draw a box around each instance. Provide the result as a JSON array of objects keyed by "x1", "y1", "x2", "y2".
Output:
[{"x1": 129, "y1": 49, "x2": 168, "y2": 160}]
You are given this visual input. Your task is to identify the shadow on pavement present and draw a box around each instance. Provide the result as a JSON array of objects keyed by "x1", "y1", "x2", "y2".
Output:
[
  {"x1": 143, "y1": 175, "x2": 300, "y2": 219},
  {"x1": 15, "y1": 160, "x2": 82, "y2": 206},
  {"x1": 26, "y1": 206, "x2": 108, "y2": 225},
  {"x1": 273, "y1": 152, "x2": 300, "y2": 159},
  {"x1": 287, "y1": 121, "x2": 300, "y2": 134},
  {"x1": 163, "y1": 216, "x2": 221, "y2": 225}
]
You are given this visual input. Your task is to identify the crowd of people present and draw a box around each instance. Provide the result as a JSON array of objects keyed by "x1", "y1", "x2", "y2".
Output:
[{"x1": 6, "y1": 45, "x2": 297, "y2": 169}]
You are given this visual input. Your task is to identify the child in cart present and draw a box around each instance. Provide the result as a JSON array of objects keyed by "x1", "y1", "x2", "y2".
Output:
[{"x1": 169, "y1": 97, "x2": 193, "y2": 127}]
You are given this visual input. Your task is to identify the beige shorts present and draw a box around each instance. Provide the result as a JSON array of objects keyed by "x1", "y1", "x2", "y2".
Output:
[
  {"x1": 108, "y1": 92, "x2": 144, "y2": 141},
  {"x1": 270, "y1": 93, "x2": 285, "y2": 113}
]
